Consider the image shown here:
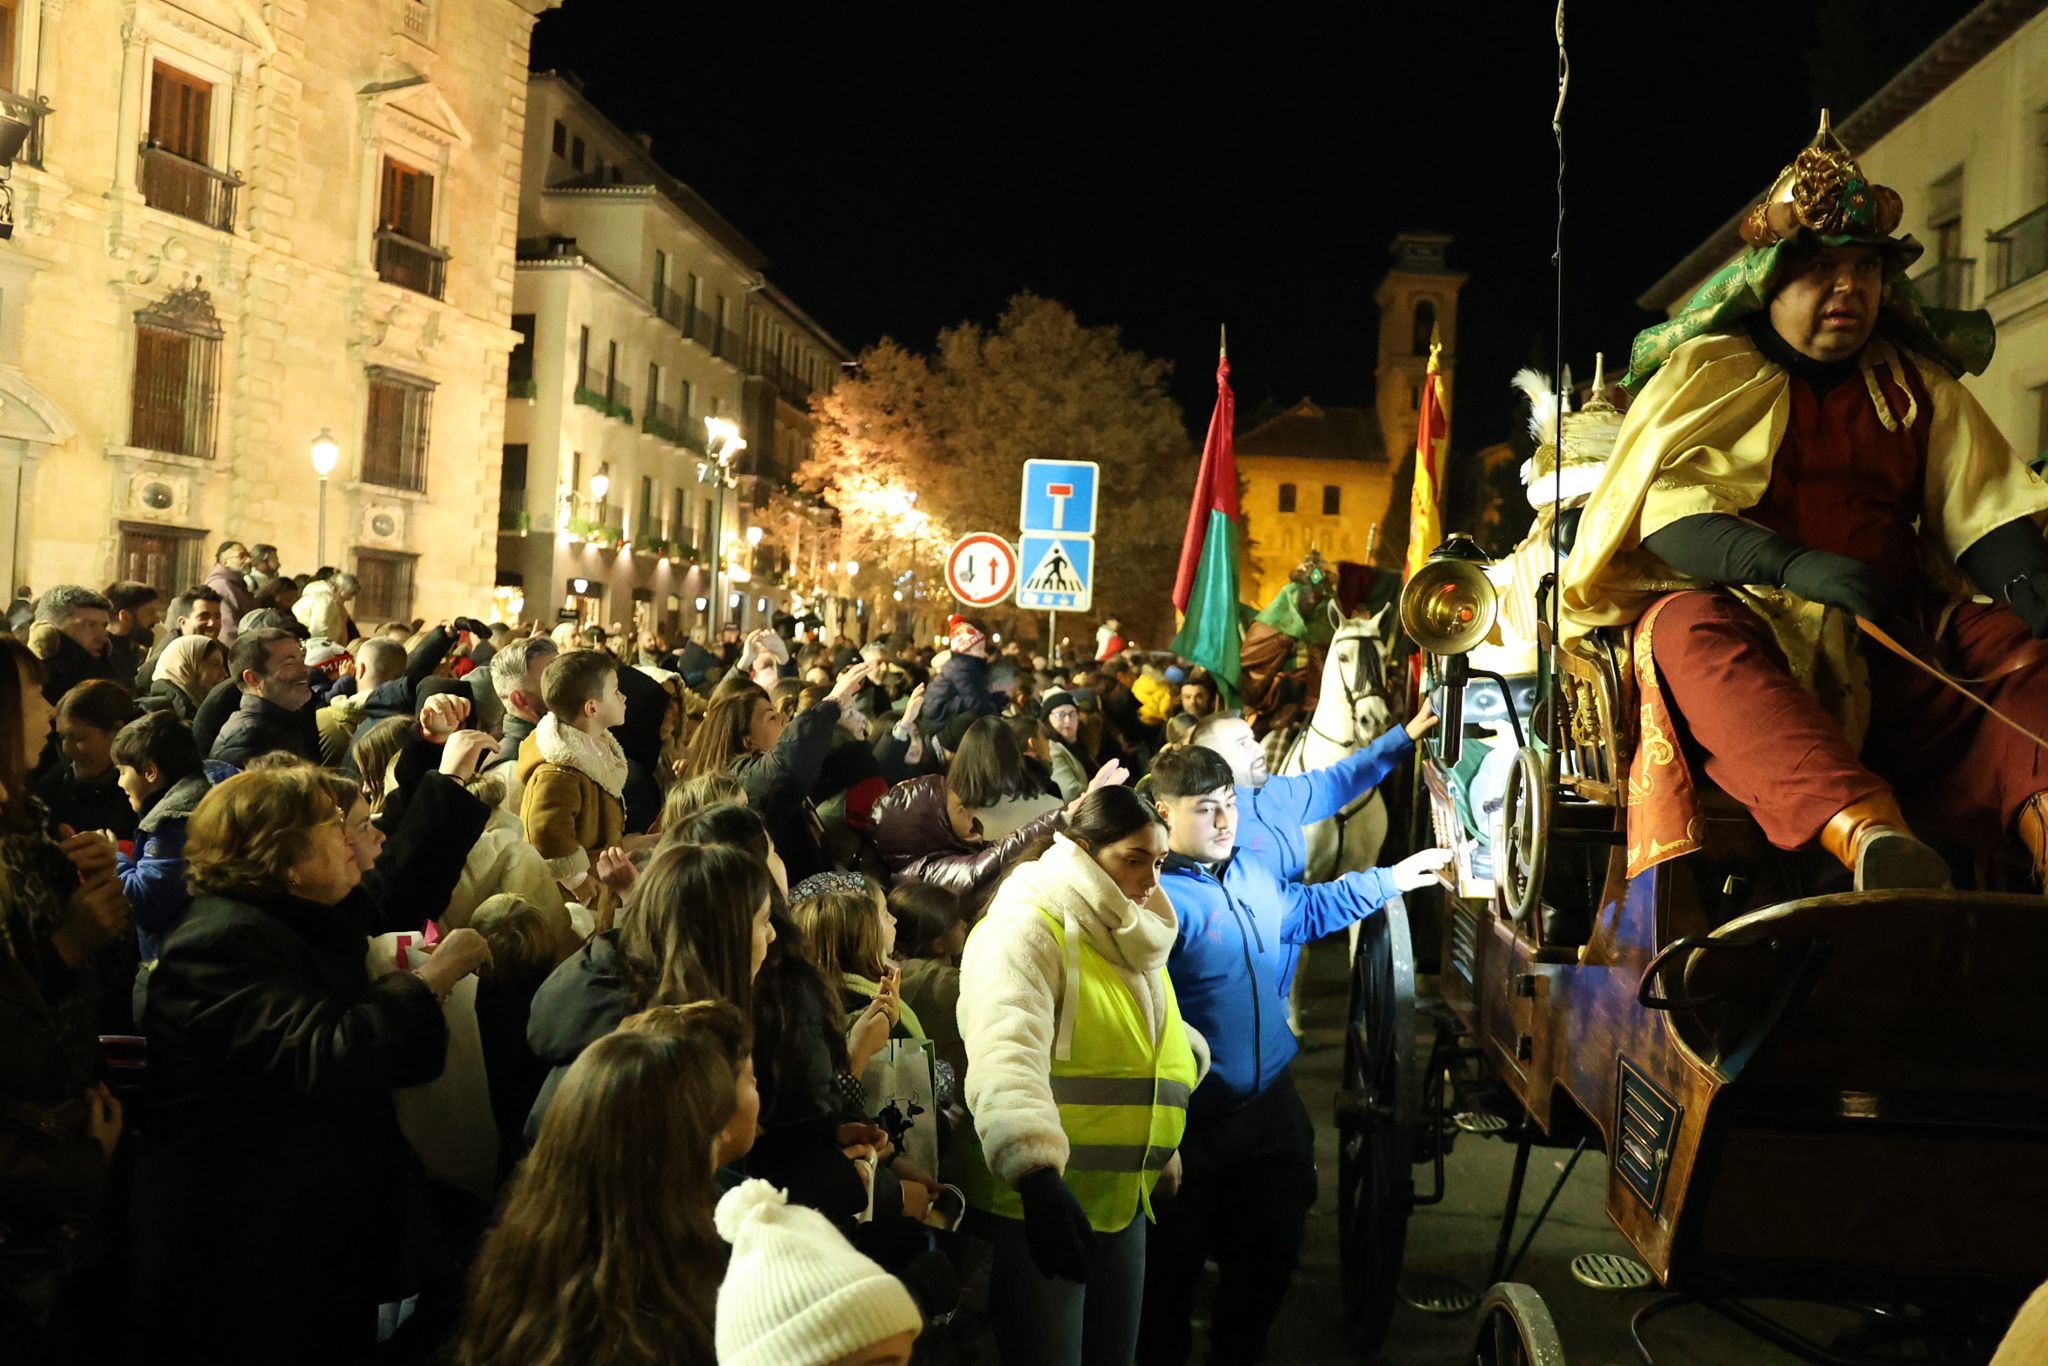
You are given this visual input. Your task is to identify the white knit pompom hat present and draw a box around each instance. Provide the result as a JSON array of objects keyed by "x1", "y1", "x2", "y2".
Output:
[{"x1": 714, "y1": 1180, "x2": 922, "y2": 1366}]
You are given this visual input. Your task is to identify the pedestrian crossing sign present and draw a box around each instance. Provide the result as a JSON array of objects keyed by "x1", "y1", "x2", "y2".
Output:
[{"x1": 1016, "y1": 533, "x2": 1093, "y2": 611}]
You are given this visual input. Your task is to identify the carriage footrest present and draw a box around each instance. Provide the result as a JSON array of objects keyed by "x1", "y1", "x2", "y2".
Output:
[
  {"x1": 1454, "y1": 1110, "x2": 1512, "y2": 1135},
  {"x1": 1400, "y1": 1272, "x2": 1481, "y2": 1315},
  {"x1": 1569, "y1": 1251, "x2": 1653, "y2": 1291}
]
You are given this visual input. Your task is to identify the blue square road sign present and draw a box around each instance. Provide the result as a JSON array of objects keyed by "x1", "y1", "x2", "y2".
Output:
[
  {"x1": 1020, "y1": 460, "x2": 1100, "y2": 538},
  {"x1": 1016, "y1": 533, "x2": 1093, "y2": 612}
]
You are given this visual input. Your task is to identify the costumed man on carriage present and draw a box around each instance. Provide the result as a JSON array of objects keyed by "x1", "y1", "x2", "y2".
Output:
[{"x1": 1560, "y1": 113, "x2": 2048, "y2": 892}]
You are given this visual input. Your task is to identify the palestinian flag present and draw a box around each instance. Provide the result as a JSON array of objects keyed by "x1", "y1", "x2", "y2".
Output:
[{"x1": 1171, "y1": 349, "x2": 1242, "y2": 699}]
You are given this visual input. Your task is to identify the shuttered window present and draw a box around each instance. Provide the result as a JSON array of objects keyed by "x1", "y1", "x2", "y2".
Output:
[
  {"x1": 148, "y1": 62, "x2": 211, "y2": 162},
  {"x1": 362, "y1": 367, "x2": 435, "y2": 492}
]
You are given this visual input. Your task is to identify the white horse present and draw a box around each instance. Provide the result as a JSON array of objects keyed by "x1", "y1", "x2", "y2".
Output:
[
  {"x1": 1275, "y1": 605, "x2": 1401, "y2": 884},
  {"x1": 1272, "y1": 605, "x2": 1403, "y2": 1030}
]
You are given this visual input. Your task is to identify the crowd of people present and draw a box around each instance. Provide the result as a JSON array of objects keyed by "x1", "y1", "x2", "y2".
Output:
[{"x1": 1, "y1": 538, "x2": 1447, "y2": 1366}]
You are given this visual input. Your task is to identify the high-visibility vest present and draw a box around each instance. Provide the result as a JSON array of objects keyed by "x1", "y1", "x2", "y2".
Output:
[{"x1": 958, "y1": 908, "x2": 1198, "y2": 1233}]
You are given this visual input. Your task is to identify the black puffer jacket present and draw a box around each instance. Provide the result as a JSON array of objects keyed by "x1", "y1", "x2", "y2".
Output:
[
  {"x1": 870, "y1": 774, "x2": 1063, "y2": 900},
  {"x1": 734, "y1": 699, "x2": 844, "y2": 885},
  {"x1": 522, "y1": 930, "x2": 633, "y2": 1143},
  {"x1": 133, "y1": 889, "x2": 447, "y2": 1363}
]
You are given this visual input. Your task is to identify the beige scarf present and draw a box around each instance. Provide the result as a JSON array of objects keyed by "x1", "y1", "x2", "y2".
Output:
[
  {"x1": 534, "y1": 713, "x2": 628, "y2": 798},
  {"x1": 990, "y1": 834, "x2": 1178, "y2": 1056}
]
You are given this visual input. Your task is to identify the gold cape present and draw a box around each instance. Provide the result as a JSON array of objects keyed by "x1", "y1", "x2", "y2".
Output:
[{"x1": 1564, "y1": 331, "x2": 2048, "y2": 629}]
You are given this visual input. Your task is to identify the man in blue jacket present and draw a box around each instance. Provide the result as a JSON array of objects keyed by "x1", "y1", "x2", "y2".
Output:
[{"x1": 1137, "y1": 720, "x2": 1447, "y2": 1365}]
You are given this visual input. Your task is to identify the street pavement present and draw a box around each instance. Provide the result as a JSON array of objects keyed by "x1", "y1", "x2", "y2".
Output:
[{"x1": 1249, "y1": 937, "x2": 1837, "y2": 1365}]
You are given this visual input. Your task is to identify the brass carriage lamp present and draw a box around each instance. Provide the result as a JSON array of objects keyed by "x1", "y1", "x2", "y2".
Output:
[{"x1": 1400, "y1": 535, "x2": 1498, "y2": 767}]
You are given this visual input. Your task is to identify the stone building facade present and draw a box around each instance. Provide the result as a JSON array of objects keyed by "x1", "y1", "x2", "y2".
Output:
[
  {"x1": 0, "y1": 0, "x2": 555, "y2": 622},
  {"x1": 497, "y1": 72, "x2": 850, "y2": 638}
]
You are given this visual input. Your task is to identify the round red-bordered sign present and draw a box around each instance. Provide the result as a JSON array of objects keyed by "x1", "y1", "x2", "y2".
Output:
[{"x1": 945, "y1": 533, "x2": 1020, "y2": 608}]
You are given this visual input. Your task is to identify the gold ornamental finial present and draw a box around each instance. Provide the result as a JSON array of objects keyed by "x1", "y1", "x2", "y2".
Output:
[{"x1": 1740, "y1": 108, "x2": 1902, "y2": 248}]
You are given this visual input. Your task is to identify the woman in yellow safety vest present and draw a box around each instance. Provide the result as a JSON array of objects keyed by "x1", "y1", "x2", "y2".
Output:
[{"x1": 958, "y1": 785, "x2": 1206, "y2": 1366}]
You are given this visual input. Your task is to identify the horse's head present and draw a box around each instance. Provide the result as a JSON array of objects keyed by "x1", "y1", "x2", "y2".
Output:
[{"x1": 1324, "y1": 604, "x2": 1397, "y2": 744}]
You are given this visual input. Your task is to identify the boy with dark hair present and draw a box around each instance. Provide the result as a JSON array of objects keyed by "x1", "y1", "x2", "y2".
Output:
[
  {"x1": 112, "y1": 711, "x2": 211, "y2": 959},
  {"x1": 516, "y1": 650, "x2": 629, "y2": 898},
  {"x1": 1137, "y1": 743, "x2": 1451, "y2": 1366}
]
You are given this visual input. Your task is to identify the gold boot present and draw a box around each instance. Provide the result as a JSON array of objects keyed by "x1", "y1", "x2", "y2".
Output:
[
  {"x1": 1819, "y1": 791, "x2": 1951, "y2": 892},
  {"x1": 2017, "y1": 793, "x2": 2048, "y2": 887}
]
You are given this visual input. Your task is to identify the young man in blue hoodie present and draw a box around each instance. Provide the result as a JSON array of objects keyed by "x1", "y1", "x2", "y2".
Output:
[{"x1": 1136, "y1": 717, "x2": 1447, "y2": 1365}]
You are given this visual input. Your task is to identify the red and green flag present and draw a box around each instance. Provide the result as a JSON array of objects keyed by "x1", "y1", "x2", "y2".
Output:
[{"x1": 1171, "y1": 346, "x2": 1242, "y2": 700}]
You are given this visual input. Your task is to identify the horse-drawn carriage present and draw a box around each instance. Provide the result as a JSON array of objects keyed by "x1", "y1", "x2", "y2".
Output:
[{"x1": 1332, "y1": 506, "x2": 2048, "y2": 1356}]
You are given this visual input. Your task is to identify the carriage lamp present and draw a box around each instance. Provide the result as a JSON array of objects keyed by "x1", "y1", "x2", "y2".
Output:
[
  {"x1": 1400, "y1": 535, "x2": 1497, "y2": 658},
  {"x1": 1400, "y1": 535, "x2": 1498, "y2": 769}
]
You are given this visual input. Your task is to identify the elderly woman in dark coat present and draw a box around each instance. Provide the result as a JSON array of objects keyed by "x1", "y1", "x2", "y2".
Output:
[{"x1": 130, "y1": 766, "x2": 491, "y2": 1363}]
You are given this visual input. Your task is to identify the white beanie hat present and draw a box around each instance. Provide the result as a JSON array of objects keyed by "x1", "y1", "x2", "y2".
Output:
[{"x1": 714, "y1": 1181, "x2": 922, "y2": 1366}]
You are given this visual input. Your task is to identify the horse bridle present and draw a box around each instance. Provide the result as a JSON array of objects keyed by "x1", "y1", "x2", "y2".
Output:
[{"x1": 1308, "y1": 627, "x2": 1388, "y2": 750}]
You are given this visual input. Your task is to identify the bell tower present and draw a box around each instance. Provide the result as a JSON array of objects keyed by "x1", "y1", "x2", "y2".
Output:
[{"x1": 1374, "y1": 232, "x2": 1466, "y2": 461}]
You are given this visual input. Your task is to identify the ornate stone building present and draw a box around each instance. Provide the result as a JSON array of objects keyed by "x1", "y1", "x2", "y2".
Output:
[{"x1": 0, "y1": 0, "x2": 555, "y2": 622}]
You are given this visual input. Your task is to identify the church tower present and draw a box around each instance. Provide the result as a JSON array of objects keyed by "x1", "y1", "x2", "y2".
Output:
[{"x1": 1373, "y1": 232, "x2": 1466, "y2": 461}]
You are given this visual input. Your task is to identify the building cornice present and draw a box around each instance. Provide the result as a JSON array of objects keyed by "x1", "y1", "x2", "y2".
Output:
[{"x1": 1639, "y1": 0, "x2": 2048, "y2": 310}]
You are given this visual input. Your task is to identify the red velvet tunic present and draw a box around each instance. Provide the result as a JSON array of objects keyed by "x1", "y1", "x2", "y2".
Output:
[{"x1": 1646, "y1": 362, "x2": 2048, "y2": 852}]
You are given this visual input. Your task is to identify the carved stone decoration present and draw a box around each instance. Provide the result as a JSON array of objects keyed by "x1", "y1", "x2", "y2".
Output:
[
  {"x1": 362, "y1": 503, "x2": 406, "y2": 546},
  {"x1": 125, "y1": 468, "x2": 191, "y2": 520}
]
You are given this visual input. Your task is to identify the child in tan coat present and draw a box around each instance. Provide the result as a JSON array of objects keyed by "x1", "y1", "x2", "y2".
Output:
[{"x1": 517, "y1": 650, "x2": 628, "y2": 907}]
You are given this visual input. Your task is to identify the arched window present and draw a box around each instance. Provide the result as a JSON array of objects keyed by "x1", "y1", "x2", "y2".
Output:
[{"x1": 1411, "y1": 299, "x2": 1437, "y2": 356}]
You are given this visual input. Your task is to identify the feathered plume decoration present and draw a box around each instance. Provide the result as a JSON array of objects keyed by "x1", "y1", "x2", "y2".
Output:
[{"x1": 1514, "y1": 367, "x2": 1571, "y2": 489}]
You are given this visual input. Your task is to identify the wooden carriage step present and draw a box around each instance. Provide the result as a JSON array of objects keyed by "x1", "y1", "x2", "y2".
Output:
[{"x1": 1568, "y1": 1251, "x2": 1654, "y2": 1291}]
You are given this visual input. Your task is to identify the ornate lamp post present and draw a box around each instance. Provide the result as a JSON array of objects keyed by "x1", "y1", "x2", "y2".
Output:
[
  {"x1": 309, "y1": 429, "x2": 340, "y2": 566},
  {"x1": 700, "y1": 416, "x2": 746, "y2": 635}
]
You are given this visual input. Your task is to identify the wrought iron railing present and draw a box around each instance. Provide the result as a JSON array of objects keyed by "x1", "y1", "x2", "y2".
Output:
[
  {"x1": 562, "y1": 495, "x2": 624, "y2": 543},
  {"x1": 375, "y1": 229, "x2": 448, "y2": 298},
  {"x1": 643, "y1": 398, "x2": 683, "y2": 443},
  {"x1": 575, "y1": 367, "x2": 633, "y2": 422},
  {"x1": 130, "y1": 322, "x2": 220, "y2": 459},
  {"x1": 0, "y1": 91, "x2": 52, "y2": 169},
  {"x1": 1912, "y1": 256, "x2": 1976, "y2": 311},
  {"x1": 656, "y1": 285, "x2": 686, "y2": 327},
  {"x1": 139, "y1": 144, "x2": 241, "y2": 232},
  {"x1": 685, "y1": 308, "x2": 718, "y2": 349},
  {"x1": 1989, "y1": 205, "x2": 2048, "y2": 296}
]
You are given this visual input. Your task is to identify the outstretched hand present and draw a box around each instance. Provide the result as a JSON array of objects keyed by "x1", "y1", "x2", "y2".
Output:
[
  {"x1": 1403, "y1": 696, "x2": 1439, "y2": 741},
  {"x1": 1389, "y1": 847, "x2": 1455, "y2": 892}
]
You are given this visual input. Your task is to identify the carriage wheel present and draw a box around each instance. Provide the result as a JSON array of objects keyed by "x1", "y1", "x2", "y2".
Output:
[
  {"x1": 1473, "y1": 1283, "x2": 1568, "y2": 1365},
  {"x1": 1499, "y1": 746, "x2": 1550, "y2": 923},
  {"x1": 1336, "y1": 895, "x2": 1420, "y2": 1351}
]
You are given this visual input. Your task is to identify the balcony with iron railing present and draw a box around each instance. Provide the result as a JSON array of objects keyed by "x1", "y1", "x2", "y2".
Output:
[
  {"x1": 655, "y1": 285, "x2": 686, "y2": 328},
  {"x1": 561, "y1": 494, "x2": 625, "y2": 543},
  {"x1": 139, "y1": 144, "x2": 242, "y2": 232},
  {"x1": 643, "y1": 397, "x2": 684, "y2": 444},
  {"x1": 375, "y1": 229, "x2": 448, "y2": 299},
  {"x1": 1988, "y1": 205, "x2": 2048, "y2": 297},
  {"x1": 683, "y1": 308, "x2": 718, "y2": 350},
  {"x1": 1912, "y1": 256, "x2": 1976, "y2": 311},
  {"x1": 574, "y1": 368, "x2": 633, "y2": 422},
  {"x1": 0, "y1": 91, "x2": 52, "y2": 169}
]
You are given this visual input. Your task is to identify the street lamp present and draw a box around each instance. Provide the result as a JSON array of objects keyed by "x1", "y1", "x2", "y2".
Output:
[
  {"x1": 309, "y1": 429, "x2": 339, "y2": 566},
  {"x1": 702, "y1": 416, "x2": 746, "y2": 634},
  {"x1": 591, "y1": 464, "x2": 611, "y2": 501}
]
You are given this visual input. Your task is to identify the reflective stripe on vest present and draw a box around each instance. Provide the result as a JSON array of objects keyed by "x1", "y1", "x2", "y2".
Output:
[{"x1": 957, "y1": 908, "x2": 1200, "y2": 1233}]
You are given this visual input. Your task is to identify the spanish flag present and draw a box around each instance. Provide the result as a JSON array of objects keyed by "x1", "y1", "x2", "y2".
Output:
[
  {"x1": 1171, "y1": 341, "x2": 1242, "y2": 700},
  {"x1": 1403, "y1": 332, "x2": 1449, "y2": 580}
]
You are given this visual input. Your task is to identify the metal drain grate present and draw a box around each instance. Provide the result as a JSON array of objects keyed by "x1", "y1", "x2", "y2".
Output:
[
  {"x1": 1400, "y1": 1272, "x2": 1481, "y2": 1314},
  {"x1": 1454, "y1": 1110, "x2": 1511, "y2": 1134},
  {"x1": 1570, "y1": 1251, "x2": 1654, "y2": 1290}
]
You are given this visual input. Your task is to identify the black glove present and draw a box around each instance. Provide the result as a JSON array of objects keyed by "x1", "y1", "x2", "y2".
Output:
[
  {"x1": 1016, "y1": 1166, "x2": 1094, "y2": 1283},
  {"x1": 1779, "y1": 549, "x2": 1891, "y2": 624}
]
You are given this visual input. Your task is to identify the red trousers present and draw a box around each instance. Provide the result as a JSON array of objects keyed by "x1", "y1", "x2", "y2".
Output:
[{"x1": 1649, "y1": 590, "x2": 2048, "y2": 851}]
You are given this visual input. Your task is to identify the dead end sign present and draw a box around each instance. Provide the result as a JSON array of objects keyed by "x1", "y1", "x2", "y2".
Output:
[{"x1": 944, "y1": 533, "x2": 1019, "y2": 608}]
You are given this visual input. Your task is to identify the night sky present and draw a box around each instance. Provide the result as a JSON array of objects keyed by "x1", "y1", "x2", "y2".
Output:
[{"x1": 531, "y1": 0, "x2": 1980, "y2": 453}]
